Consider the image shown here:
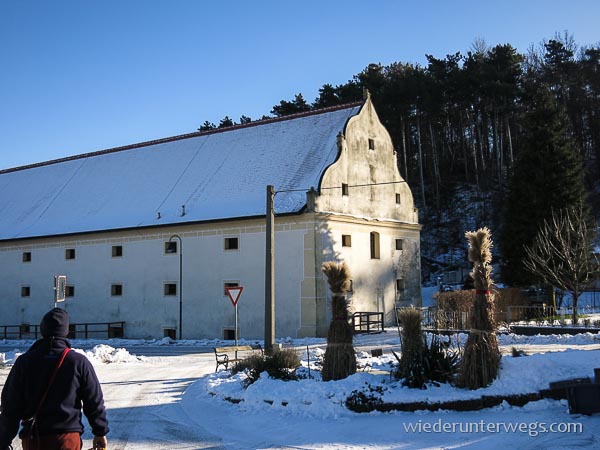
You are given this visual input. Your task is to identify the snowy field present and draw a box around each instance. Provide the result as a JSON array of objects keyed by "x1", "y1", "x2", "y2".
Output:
[{"x1": 1, "y1": 330, "x2": 600, "y2": 450}]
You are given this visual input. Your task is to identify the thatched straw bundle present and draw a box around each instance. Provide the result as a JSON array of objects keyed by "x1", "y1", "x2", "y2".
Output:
[
  {"x1": 321, "y1": 261, "x2": 356, "y2": 381},
  {"x1": 458, "y1": 227, "x2": 501, "y2": 389},
  {"x1": 396, "y1": 307, "x2": 426, "y2": 388}
]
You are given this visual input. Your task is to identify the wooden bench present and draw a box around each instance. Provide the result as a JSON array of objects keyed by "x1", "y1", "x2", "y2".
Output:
[{"x1": 214, "y1": 345, "x2": 262, "y2": 371}]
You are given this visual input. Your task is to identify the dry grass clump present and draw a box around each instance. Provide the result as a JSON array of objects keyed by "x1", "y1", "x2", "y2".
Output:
[{"x1": 395, "y1": 307, "x2": 426, "y2": 387}]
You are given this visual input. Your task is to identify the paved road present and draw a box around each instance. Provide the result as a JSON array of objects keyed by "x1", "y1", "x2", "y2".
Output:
[
  {"x1": 1, "y1": 351, "x2": 225, "y2": 450},
  {"x1": 0, "y1": 344, "x2": 214, "y2": 357},
  {"x1": 90, "y1": 353, "x2": 225, "y2": 450}
]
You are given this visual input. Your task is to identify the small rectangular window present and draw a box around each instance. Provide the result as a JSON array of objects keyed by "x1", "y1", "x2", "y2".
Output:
[
  {"x1": 22, "y1": 252, "x2": 32, "y2": 263},
  {"x1": 224, "y1": 281, "x2": 240, "y2": 296},
  {"x1": 396, "y1": 193, "x2": 401, "y2": 204},
  {"x1": 342, "y1": 235, "x2": 352, "y2": 247},
  {"x1": 395, "y1": 239, "x2": 404, "y2": 251},
  {"x1": 164, "y1": 241, "x2": 178, "y2": 254},
  {"x1": 347, "y1": 279, "x2": 353, "y2": 293},
  {"x1": 396, "y1": 279, "x2": 405, "y2": 292},
  {"x1": 112, "y1": 245, "x2": 123, "y2": 257},
  {"x1": 65, "y1": 285, "x2": 75, "y2": 297},
  {"x1": 21, "y1": 286, "x2": 31, "y2": 297},
  {"x1": 223, "y1": 328, "x2": 236, "y2": 340},
  {"x1": 224, "y1": 237, "x2": 239, "y2": 251},
  {"x1": 368, "y1": 138, "x2": 375, "y2": 150},
  {"x1": 164, "y1": 283, "x2": 177, "y2": 296},
  {"x1": 111, "y1": 284, "x2": 123, "y2": 296},
  {"x1": 164, "y1": 328, "x2": 177, "y2": 340},
  {"x1": 342, "y1": 183, "x2": 349, "y2": 196},
  {"x1": 65, "y1": 248, "x2": 76, "y2": 260}
]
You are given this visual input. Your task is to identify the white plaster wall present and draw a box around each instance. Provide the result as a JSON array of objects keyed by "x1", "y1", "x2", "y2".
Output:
[
  {"x1": 0, "y1": 218, "x2": 307, "y2": 340},
  {"x1": 318, "y1": 218, "x2": 421, "y2": 327}
]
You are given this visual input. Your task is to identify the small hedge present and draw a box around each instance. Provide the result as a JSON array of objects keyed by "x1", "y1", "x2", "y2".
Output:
[
  {"x1": 435, "y1": 287, "x2": 529, "y2": 311},
  {"x1": 232, "y1": 348, "x2": 301, "y2": 385},
  {"x1": 434, "y1": 287, "x2": 532, "y2": 324}
]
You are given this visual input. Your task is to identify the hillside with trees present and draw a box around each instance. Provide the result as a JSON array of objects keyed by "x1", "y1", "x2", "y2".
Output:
[{"x1": 200, "y1": 33, "x2": 600, "y2": 285}]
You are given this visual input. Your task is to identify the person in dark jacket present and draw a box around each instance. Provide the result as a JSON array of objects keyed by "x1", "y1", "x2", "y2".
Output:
[{"x1": 0, "y1": 308, "x2": 109, "y2": 450}]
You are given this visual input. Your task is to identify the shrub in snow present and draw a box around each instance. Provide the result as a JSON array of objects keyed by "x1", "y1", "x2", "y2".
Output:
[
  {"x1": 393, "y1": 309, "x2": 459, "y2": 389},
  {"x1": 422, "y1": 335, "x2": 460, "y2": 385},
  {"x1": 232, "y1": 348, "x2": 301, "y2": 386},
  {"x1": 346, "y1": 382, "x2": 385, "y2": 412},
  {"x1": 511, "y1": 347, "x2": 527, "y2": 357}
]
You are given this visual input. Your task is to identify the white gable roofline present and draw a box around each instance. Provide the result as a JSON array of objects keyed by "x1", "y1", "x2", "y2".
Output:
[{"x1": 0, "y1": 102, "x2": 363, "y2": 242}]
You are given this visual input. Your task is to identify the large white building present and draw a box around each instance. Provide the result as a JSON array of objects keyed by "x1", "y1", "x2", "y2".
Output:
[{"x1": 0, "y1": 97, "x2": 421, "y2": 340}]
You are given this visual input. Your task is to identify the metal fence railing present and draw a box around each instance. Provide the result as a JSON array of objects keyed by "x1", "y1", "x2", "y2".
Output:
[
  {"x1": 1, "y1": 321, "x2": 125, "y2": 340},
  {"x1": 506, "y1": 305, "x2": 600, "y2": 327},
  {"x1": 420, "y1": 308, "x2": 471, "y2": 330},
  {"x1": 393, "y1": 302, "x2": 600, "y2": 335}
]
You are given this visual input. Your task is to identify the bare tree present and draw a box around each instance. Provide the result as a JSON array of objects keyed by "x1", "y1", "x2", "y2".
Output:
[{"x1": 524, "y1": 206, "x2": 599, "y2": 324}]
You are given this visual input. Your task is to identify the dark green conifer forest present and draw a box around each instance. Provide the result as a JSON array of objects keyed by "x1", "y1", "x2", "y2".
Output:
[{"x1": 200, "y1": 33, "x2": 600, "y2": 284}]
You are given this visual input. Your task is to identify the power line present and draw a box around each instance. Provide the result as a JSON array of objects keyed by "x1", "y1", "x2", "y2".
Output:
[{"x1": 275, "y1": 180, "x2": 407, "y2": 194}]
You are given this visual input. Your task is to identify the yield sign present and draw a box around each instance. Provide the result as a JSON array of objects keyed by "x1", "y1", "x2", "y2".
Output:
[{"x1": 225, "y1": 286, "x2": 244, "y2": 307}]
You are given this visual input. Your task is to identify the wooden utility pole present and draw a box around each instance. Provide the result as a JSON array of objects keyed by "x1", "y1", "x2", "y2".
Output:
[{"x1": 265, "y1": 185, "x2": 275, "y2": 354}]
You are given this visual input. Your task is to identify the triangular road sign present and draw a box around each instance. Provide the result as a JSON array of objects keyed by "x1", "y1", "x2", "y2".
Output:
[{"x1": 225, "y1": 286, "x2": 244, "y2": 307}]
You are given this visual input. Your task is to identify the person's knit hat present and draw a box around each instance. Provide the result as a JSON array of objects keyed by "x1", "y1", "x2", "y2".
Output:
[{"x1": 40, "y1": 308, "x2": 70, "y2": 338}]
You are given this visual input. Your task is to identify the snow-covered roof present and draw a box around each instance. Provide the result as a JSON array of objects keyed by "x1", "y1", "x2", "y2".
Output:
[{"x1": 0, "y1": 103, "x2": 362, "y2": 241}]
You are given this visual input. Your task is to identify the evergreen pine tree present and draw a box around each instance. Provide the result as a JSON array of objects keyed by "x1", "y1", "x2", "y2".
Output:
[
  {"x1": 239, "y1": 115, "x2": 252, "y2": 125},
  {"x1": 313, "y1": 84, "x2": 340, "y2": 109},
  {"x1": 198, "y1": 120, "x2": 216, "y2": 131},
  {"x1": 218, "y1": 116, "x2": 235, "y2": 128},
  {"x1": 271, "y1": 93, "x2": 311, "y2": 117},
  {"x1": 500, "y1": 87, "x2": 589, "y2": 286}
]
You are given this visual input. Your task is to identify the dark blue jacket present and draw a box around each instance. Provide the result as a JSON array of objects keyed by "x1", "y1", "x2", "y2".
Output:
[{"x1": 0, "y1": 337, "x2": 109, "y2": 448}]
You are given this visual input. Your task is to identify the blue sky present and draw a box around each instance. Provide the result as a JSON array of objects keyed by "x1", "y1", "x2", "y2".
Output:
[{"x1": 1, "y1": 0, "x2": 599, "y2": 170}]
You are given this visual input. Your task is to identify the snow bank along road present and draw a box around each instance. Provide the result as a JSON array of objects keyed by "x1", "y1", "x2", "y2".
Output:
[
  {"x1": 2, "y1": 335, "x2": 600, "y2": 449},
  {"x1": 0, "y1": 351, "x2": 226, "y2": 450}
]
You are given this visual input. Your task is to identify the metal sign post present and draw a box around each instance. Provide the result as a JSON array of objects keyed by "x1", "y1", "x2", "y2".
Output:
[
  {"x1": 54, "y1": 275, "x2": 67, "y2": 308},
  {"x1": 225, "y1": 286, "x2": 244, "y2": 349}
]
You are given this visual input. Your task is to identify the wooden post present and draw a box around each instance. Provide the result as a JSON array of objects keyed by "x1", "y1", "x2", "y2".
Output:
[{"x1": 265, "y1": 185, "x2": 275, "y2": 354}]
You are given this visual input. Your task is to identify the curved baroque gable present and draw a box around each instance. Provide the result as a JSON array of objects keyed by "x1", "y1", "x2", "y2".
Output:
[{"x1": 315, "y1": 97, "x2": 418, "y2": 224}]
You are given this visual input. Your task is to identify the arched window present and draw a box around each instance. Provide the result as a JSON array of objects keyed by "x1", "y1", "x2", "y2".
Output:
[{"x1": 370, "y1": 232, "x2": 380, "y2": 259}]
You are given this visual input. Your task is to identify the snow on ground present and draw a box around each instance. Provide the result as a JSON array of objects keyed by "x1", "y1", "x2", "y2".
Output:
[
  {"x1": 0, "y1": 344, "x2": 147, "y2": 365},
  {"x1": 1, "y1": 331, "x2": 600, "y2": 449},
  {"x1": 80, "y1": 344, "x2": 148, "y2": 364}
]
